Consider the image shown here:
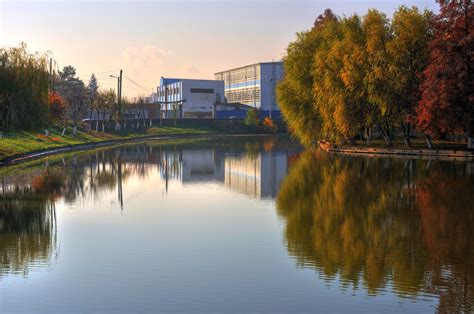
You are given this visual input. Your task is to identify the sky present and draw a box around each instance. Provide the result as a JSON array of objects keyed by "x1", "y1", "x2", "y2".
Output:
[{"x1": 1, "y1": 0, "x2": 438, "y2": 98}]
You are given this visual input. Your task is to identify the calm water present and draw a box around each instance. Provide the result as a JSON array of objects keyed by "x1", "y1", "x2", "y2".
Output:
[{"x1": 0, "y1": 136, "x2": 473, "y2": 313}]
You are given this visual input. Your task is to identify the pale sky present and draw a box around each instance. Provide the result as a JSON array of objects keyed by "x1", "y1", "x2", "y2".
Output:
[{"x1": 1, "y1": 0, "x2": 438, "y2": 98}]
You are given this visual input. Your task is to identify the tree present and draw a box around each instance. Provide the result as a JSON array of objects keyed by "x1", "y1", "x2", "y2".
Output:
[
  {"x1": 49, "y1": 91, "x2": 65, "y2": 124},
  {"x1": 417, "y1": 0, "x2": 474, "y2": 149},
  {"x1": 95, "y1": 89, "x2": 115, "y2": 132},
  {"x1": 276, "y1": 9, "x2": 338, "y2": 147},
  {"x1": 244, "y1": 108, "x2": 259, "y2": 128},
  {"x1": 388, "y1": 6, "x2": 432, "y2": 147},
  {"x1": 87, "y1": 74, "x2": 99, "y2": 131},
  {"x1": 0, "y1": 43, "x2": 50, "y2": 131},
  {"x1": 55, "y1": 65, "x2": 86, "y2": 135},
  {"x1": 313, "y1": 15, "x2": 369, "y2": 144},
  {"x1": 363, "y1": 10, "x2": 395, "y2": 146}
]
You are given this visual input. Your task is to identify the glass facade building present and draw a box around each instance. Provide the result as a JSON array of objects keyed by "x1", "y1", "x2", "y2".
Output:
[{"x1": 215, "y1": 62, "x2": 283, "y2": 114}]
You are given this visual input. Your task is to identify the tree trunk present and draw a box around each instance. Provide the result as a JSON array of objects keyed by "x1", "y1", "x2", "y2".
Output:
[
  {"x1": 425, "y1": 135, "x2": 433, "y2": 149},
  {"x1": 401, "y1": 122, "x2": 411, "y2": 148},
  {"x1": 89, "y1": 106, "x2": 93, "y2": 131},
  {"x1": 45, "y1": 129, "x2": 49, "y2": 137},
  {"x1": 62, "y1": 127, "x2": 66, "y2": 136},
  {"x1": 365, "y1": 127, "x2": 371, "y2": 146},
  {"x1": 73, "y1": 125, "x2": 77, "y2": 136},
  {"x1": 467, "y1": 130, "x2": 474, "y2": 150},
  {"x1": 380, "y1": 126, "x2": 392, "y2": 147}
]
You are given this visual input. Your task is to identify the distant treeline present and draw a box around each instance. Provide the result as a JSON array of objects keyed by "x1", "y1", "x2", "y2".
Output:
[
  {"x1": 0, "y1": 43, "x2": 149, "y2": 134},
  {"x1": 277, "y1": 1, "x2": 473, "y2": 149}
]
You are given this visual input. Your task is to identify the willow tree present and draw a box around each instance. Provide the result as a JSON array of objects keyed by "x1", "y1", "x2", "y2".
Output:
[
  {"x1": 313, "y1": 15, "x2": 371, "y2": 143},
  {"x1": 362, "y1": 10, "x2": 396, "y2": 146},
  {"x1": 0, "y1": 43, "x2": 50, "y2": 130},
  {"x1": 276, "y1": 9, "x2": 337, "y2": 147},
  {"x1": 388, "y1": 6, "x2": 432, "y2": 147}
]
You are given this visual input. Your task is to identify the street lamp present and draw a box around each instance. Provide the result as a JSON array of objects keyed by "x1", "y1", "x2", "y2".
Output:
[{"x1": 110, "y1": 75, "x2": 121, "y2": 102}]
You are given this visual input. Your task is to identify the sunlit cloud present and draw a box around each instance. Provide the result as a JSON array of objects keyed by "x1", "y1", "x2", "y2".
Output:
[{"x1": 122, "y1": 45, "x2": 172, "y2": 75}]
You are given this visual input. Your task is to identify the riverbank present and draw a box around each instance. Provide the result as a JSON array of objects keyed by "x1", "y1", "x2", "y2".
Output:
[
  {"x1": 0, "y1": 125, "x2": 215, "y2": 163},
  {"x1": 318, "y1": 140, "x2": 474, "y2": 161}
]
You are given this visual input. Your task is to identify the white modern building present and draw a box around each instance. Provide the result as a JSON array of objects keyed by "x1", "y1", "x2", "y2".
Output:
[
  {"x1": 156, "y1": 78, "x2": 225, "y2": 118},
  {"x1": 215, "y1": 62, "x2": 283, "y2": 117}
]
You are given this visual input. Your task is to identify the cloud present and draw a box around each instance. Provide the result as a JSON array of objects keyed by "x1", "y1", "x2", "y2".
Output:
[
  {"x1": 122, "y1": 45, "x2": 171, "y2": 74},
  {"x1": 185, "y1": 66, "x2": 200, "y2": 74}
]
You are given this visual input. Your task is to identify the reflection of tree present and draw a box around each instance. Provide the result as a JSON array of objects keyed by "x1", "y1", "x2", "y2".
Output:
[
  {"x1": 0, "y1": 172, "x2": 59, "y2": 277},
  {"x1": 416, "y1": 172, "x2": 474, "y2": 312},
  {"x1": 277, "y1": 151, "x2": 474, "y2": 311}
]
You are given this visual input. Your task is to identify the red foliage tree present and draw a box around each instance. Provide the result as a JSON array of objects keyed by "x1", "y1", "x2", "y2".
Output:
[
  {"x1": 417, "y1": 0, "x2": 474, "y2": 148},
  {"x1": 49, "y1": 91, "x2": 65, "y2": 123}
]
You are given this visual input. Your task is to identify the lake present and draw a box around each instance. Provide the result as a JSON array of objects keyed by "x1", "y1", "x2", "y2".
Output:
[{"x1": 0, "y1": 136, "x2": 473, "y2": 313}]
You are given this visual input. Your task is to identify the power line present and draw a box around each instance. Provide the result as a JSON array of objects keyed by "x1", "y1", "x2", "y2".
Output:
[
  {"x1": 76, "y1": 69, "x2": 121, "y2": 79},
  {"x1": 123, "y1": 74, "x2": 152, "y2": 92}
]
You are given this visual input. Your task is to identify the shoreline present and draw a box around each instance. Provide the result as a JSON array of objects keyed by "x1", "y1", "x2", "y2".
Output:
[
  {"x1": 318, "y1": 140, "x2": 474, "y2": 161},
  {"x1": 0, "y1": 133, "x2": 275, "y2": 167}
]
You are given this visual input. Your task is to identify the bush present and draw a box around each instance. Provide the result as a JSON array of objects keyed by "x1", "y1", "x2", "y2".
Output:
[
  {"x1": 244, "y1": 108, "x2": 259, "y2": 127},
  {"x1": 262, "y1": 117, "x2": 278, "y2": 133}
]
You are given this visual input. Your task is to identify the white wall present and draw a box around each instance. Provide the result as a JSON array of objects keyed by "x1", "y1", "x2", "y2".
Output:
[
  {"x1": 181, "y1": 79, "x2": 225, "y2": 116},
  {"x1": 259, "y1": 63, "x2": 283, "y2": 111}
]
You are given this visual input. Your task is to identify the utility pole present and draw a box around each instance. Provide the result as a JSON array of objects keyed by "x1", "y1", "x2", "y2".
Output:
[
  {"x1": 119, "y1": 69, "x2": 122, "y2": 130},
  {"x1": 111, "y1": 70, "x2": 123, "y2": 130}
]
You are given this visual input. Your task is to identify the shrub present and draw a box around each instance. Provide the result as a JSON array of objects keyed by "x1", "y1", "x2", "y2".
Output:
[
  {"x1": 244, "y1": 108, "x2": 259, "y2": 127},
  {"x1": 263, "y1": 117, "x2": 278, "y2": 133}
]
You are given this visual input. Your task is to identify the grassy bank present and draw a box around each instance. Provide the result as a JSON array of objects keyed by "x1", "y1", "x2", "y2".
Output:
[{"x1": 0, "y1": 125, "x2": 214, "y2": 160}]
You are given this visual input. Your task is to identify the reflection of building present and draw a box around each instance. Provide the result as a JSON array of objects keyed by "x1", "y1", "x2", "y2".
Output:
[
  {"x1": 107, "y1": 144, "x2": 291, "y2": 199},
  {"x1": 182, "y1": 149, "x2": 225, "y2": 183},
  {"x1": 215, "y1": 62, "x2": 283, "y2": 117},
  {"x1": 157, "y1": 78, "x2": 225, "y2": 118},
  {"x1": 159, "y1": 147, "x2": 289, "y2": 198},
  {"x1": 224, "y1": 152, "x2": 288, "y2": 198}
]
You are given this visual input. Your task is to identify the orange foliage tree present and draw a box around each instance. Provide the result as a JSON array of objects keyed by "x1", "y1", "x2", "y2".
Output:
[
  {"x1": 417, "y1": 0, "x2": 474, "y2": 148},
  {"x1": 48, "y1": 91, "x2": 65, "y2": 124}
]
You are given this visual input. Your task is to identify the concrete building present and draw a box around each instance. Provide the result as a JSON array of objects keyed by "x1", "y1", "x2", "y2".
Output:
[
  {"x1": 157, "y1": 78, "x2": 224, "y2": 118},
  {"x1": 215, "y1": 62, "x2": 283, "y2": 118}
]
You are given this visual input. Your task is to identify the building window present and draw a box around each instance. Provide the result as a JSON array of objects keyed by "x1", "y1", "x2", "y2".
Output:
[{"x1": 190, "y1": 88, "x2": 214, "y2": 94}]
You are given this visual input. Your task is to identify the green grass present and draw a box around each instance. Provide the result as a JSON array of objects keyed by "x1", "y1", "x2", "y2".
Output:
[{"x1": 0, "y1": 125, "x2": 214, "y2": 160}]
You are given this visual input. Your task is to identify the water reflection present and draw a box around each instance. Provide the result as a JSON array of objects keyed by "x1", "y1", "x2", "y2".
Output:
[
  {"x1": 0, "y1": 171, "x2": 58, "y2": 277},
  {"x1": 0, "y1": 138, "x2": 296, "y2": 278},
  {"x1": 276, "y1": 151, "x2": 474, "y2": 312}
]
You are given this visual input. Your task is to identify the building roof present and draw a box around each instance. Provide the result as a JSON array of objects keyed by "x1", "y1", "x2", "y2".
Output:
[{"x1": 214, "y1": 61, "x2": 283, "y2": 75}]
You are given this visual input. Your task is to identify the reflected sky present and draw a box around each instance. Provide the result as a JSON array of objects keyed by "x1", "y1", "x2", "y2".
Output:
[{"x1": 0, "y1": 137, "x2": 473, "y2": 312}]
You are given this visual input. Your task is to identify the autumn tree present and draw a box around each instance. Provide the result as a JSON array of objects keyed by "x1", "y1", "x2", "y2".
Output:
[
  {"x1": 364, "y1": 10, "x2": 395, "y2": 146},
  {"x1": 48, "y1": 91, "x2": 65, "y2": 124},
  {"x1": 388, "y1": 7, "x2": 432, "y2": 147},
  {"x1": 276, "y1": 9, "x2": 337, "y2": 146},
  {"x1": 417, "y1": 0, "x2": 474, "y2": 149}
]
